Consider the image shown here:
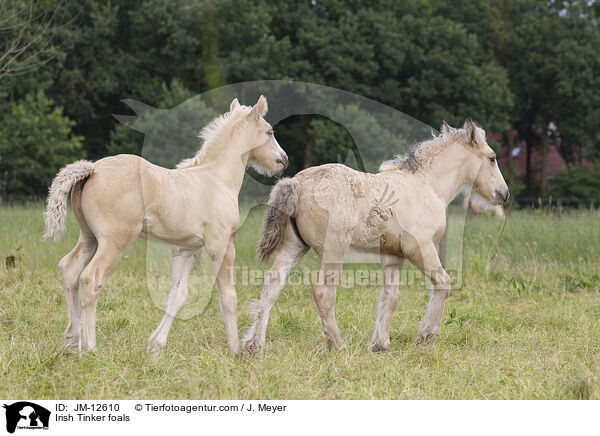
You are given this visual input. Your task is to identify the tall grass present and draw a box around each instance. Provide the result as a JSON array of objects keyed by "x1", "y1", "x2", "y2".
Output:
[{"x1": 0, "y1": 204, "x2": 598, "y2": 399}]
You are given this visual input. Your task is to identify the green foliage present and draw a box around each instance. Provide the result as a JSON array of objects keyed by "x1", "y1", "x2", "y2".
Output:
[
  {"x1": 0, "y1": 90, "x2": 84, "y2": 198},
  {"x1": 311, "y1": 104, "x2": 410, "y2": 172},
  {"x1": 548, "y1": 166, "x2": 600, "y2": 206},
  {"x1": 108, "y1": 79, "x2": 209, "y2": 166},
  {"x1": 1, "y1": 0, "x2": 599, "y2": 201},
  {"x1": 263, "y1": 0, "x2": 513, "y2": 131},
  {"x1": 505, "y1": 0, "x2": 600, "y2": 193}
]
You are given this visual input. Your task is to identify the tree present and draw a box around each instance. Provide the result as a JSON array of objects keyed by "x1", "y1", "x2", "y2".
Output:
[
  {"x1": 0, "y1": 90, "x2": 83, "y2": 198},
  {"x1": 506, "y1": 0, "x2": 600, "y2": 197},
  {"x1": 254, "y1": 0, "x2": 513, "y2": 168},
  {"x1": 0, "y1": 0, "x2": 72, "y2": 83},
  {"x1": 9, "y1": 0, "x2": 599, "y2": 204},
  {"x1": 109, "y1": 78, "x2": 218, "y2": 168}
]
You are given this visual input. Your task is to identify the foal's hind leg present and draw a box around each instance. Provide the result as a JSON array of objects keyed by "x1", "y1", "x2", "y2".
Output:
[
  {"x1": 242, "y1": 224, "x2": 308, "y2": 354},
  {"x1": 79, "y1": 233, "x2": 137, "y2": 352},
  {"x1": 59, "y1": 180, "x2": 97, "y2": 350},
  {"x1": 370, "y1": 255, "x2": 404, "y2": 352},
  {"x1": 58, "y1": 235, "x2": 97, "y2": 350},
  {"x1": 206, "y1": 233, "x2": 241, "y2": 356},
  {"x1": 148, "y1": 247, "x2": 195, "y2": 353}
]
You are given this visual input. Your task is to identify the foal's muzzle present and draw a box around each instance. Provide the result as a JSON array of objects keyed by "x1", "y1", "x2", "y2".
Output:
[
  {"x1": 276, "y1": 151, "x2": 289, "y2": 169},
  {"x1": 495, "y1": 188, "x2": 510, "y2": 205}
]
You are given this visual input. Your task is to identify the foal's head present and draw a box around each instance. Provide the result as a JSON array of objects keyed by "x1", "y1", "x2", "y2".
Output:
[
  {"x1": 450, "y1": 118, "x2": 510, "y2": 205},
  {"x1": 232, "y1": 95, "x2": 288, "y2": 176}
]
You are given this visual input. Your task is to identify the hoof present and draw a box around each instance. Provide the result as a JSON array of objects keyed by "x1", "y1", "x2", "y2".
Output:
[
  {"x1": 64, "y1": 335, "x2": 80, "y2": 353},
  {"x1": 369, "y1": 339, "x2": 390, "y2": 353},
  {"x1": 63, "y1": 343, "x2": 79, "y2": 354},
  {"x1": 148, "y1": 341, "x2": 166, "y2": 356},
  {"x1": 325, "y1": 339, "x2": 345, "y2": 351},
  {"x1": 241, "y1": 336, "x2": 264, "y2": 355},
  {"x1": 416, "y1": 330, "x2": 439, "y2": 345}
]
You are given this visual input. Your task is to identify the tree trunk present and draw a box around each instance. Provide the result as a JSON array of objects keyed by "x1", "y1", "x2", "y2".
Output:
[
  {"x1": 539, "y1": 125, "x2": 549, "y2": 197},
  {"x1": 502, "y1": 130, "x2": 515, "y2": 172},
  {"x1": 303, "y1": 135, "x2": 314, "y2": 169},
  {"x1": 302, "y1": 116, "x2": 314, "y2": 169},
  {"x1": 525, "y1": 136, "x2": 533, "y2": 196}
]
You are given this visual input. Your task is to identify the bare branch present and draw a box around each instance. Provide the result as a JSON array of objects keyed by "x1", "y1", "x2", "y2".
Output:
[{"x1": 0, "y1": 0, "x2": 76, "y2": 82}]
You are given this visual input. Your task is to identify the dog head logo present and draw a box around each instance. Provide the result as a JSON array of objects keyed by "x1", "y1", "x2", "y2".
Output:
[{"x1": 3, "y1": 402, "x2": 50, "y2": 434}]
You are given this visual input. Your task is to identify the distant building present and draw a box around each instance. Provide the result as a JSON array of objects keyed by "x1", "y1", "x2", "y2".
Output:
[
  {"x1": 490, "y1": 132, "x2": 568, "y2": 179},
  {"x1": 500, "y1": 143, "x2": 567, "y2": 177}
]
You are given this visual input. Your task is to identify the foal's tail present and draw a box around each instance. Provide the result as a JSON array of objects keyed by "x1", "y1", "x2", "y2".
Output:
[
  {"x1": 43, "y1": 160, "x2": 95, "y2": 241},
  {"x1": 257, "y1": 177, "x2": 301, "y2": 263}
]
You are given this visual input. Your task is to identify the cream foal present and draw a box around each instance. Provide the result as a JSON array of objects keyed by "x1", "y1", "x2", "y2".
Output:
[
  {"x1": 243, "y1": 119, "x2": 509, "y2": 353},
  {"x1": 44, "y1": 96, "x2": 288, "y2": 356}
]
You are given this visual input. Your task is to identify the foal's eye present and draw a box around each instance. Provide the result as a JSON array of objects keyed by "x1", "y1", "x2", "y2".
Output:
[
  {"x1": 489, "y1": 157, "x2": 496, "y2": 164},
  {"x1": 266, "y1": 130, "x2": 273, "y2": 136}
]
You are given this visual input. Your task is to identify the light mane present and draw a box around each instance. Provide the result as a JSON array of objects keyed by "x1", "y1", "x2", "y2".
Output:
[
  {"x1": 379, "y1": 125, "x2": 479, "y2": 173},
  {"x1": 176, "y1": 105, "x2": 251, "y2": 169}
]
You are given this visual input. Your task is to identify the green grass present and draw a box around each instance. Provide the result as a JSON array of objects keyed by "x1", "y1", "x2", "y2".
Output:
[{"x1": 1, "y1": 204, "x2": 599, "y2": 399}]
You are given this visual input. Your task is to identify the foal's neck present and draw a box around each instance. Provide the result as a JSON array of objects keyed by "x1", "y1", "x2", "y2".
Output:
[
  {"x1": 193, "y1": 136, "x2": 250, "y2": 196},
  {"x1": 425, "y1": 142, "x2": 474, "y2": 205}
]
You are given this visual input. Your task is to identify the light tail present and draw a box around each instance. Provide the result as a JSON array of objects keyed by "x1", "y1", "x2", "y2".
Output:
[{"x1": 43, "y1": 160, "x2": 95, "y2": 241}]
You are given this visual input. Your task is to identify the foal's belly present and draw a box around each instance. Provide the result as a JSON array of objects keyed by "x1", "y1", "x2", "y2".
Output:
[
  {"x1": 350, "y1": 229, "x2": 403, "y2": 256},
  {"x1": 141, "y1": 229, "x2": 205, "y2": 249},
  {"x1": 350, "y1": 213, "x2": 404, "y2": 256},
  {"x1": 141, "y1": 212, "x2": 205, "y2": 249}
]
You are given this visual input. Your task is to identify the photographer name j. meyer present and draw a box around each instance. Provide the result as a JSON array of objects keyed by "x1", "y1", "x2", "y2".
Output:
[{"x1": 141, "y1": 403, "x2": 287, "y2": 414}]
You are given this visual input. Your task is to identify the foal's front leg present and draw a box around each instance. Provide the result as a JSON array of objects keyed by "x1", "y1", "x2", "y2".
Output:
[
  {"x1": 312, "y1": 227, "x2": 350, "y2": 350},
  {"x1": 313, "y1": 260, "x2": 345, "y2": 350},
  {"x1": 148, "y1": 247, "x2": 195, "y2": 353},
  {"x1": 408, "y1": 242, "x2": 451, "y2": 344}
]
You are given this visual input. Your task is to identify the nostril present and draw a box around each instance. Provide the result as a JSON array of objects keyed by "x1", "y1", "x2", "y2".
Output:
[
  {"x1": 496, "y1": 189, "x2": 509, "y2": 204},
  {"x1": 276, "y1": 155, "x2": 289, "y2": 169},
  {"x1": 495, "y1": 189, "x2": 509, "y2": 204}
]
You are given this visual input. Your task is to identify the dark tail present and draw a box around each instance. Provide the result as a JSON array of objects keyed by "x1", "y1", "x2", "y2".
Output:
[{"x1": 257, "y1": 177, "x2": 301, "y2": 262}]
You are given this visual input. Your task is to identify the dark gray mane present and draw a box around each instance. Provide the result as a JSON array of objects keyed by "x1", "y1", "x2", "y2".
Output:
[{"x1": 378, "y1": 128, "x2": 463, "y2": 173}]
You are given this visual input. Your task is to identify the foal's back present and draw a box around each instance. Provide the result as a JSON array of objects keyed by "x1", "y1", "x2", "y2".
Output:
[
  {"x1": 292, "y1": 163, "x2": 446, "y2": 256},
  {"x1": 77, "y1": 154, "x2": 155, "y2": 239},
  {"x1": 78, "y1": 154, "x2": 224, "y2": 248}
]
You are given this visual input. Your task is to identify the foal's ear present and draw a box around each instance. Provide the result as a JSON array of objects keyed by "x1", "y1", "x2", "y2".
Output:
[
  {"x1": 441, "y1": 120, "x2": 451, "y2": 134},
  {"x1": 230, "y1": 98, "x2": 240, "y2": 112},
  {"x1": 250, "y1": 95, "x2": 268, "y2": 120},
  {"x1": 464, "y1": 118, "x2": 477, "y2": 144}
]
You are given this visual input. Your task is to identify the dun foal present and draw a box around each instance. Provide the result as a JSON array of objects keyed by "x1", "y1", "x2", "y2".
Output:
[
  {"x1": 44, "y1": 96, "x2": 288, "y2": 355},
  {"x1": 243, "y1": 119, "x2": 509, "y2": 353}
]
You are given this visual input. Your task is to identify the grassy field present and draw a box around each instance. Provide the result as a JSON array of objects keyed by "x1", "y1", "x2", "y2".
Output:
[{"x1": 1, "y1": 204, "x2": 599, "y2": 399}]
